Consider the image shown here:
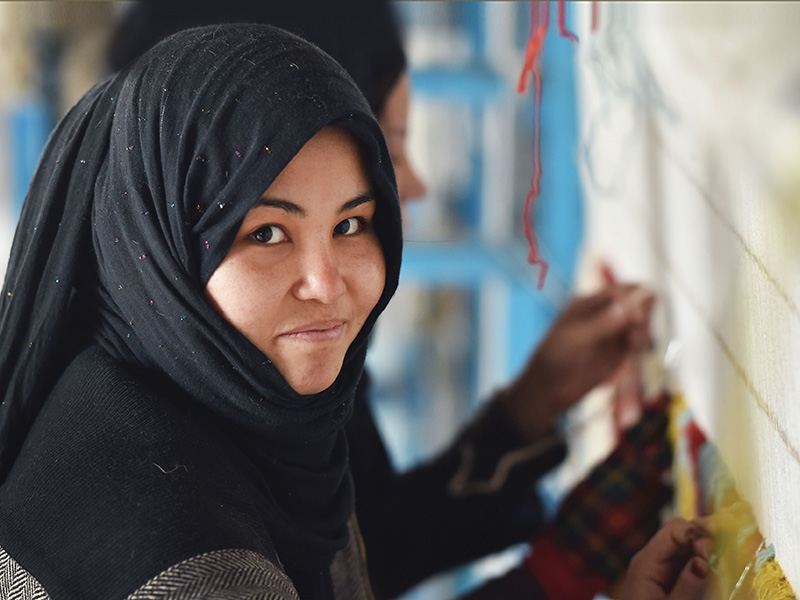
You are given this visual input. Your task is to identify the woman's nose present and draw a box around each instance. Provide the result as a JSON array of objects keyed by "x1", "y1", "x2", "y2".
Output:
[
  {"x1": 293, "y1": 245, "x2": 347, "y2": 303},
  {"x1": 397, "y1": 160, "x2": 427, "y2": 206}
]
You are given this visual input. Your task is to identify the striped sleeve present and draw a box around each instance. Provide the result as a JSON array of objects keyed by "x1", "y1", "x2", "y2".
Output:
[
  {"x1": 125, "y1": 549, "x2": 300, "y2": 600},
  {"x1": 0, "y1": 546, "x2": 50, "y2": 600}
]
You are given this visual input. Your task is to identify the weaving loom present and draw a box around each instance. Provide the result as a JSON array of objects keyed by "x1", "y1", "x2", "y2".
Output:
[{"x1": 571, "y1": 2, "x2": 800, "y2": 596}]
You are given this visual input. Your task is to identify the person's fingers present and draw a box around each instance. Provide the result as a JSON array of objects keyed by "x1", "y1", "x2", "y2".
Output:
[
  {"x1": 633, "y1": 518, "x2": 701, "y2": 579},
  {"x1": 665, "y1": 518, "x2": 709, "y2": 550},
  {"x1": 666, "y1": 557, "x2": 709, "y2": 600},
  {"x1": 627, "y1": 326, "x2": 651, "y2": 352},
  {"x1": 622, "y1": 519, "x2": 711, "y2": 600},
  {"x1": 619, "y1": 288, "x2": 655, "y2": 334},
  {"x1": 641, "y1": 291, "x2": 657, "y2": 317},
  {"x1": 578, "y1": 296, "x2": 634, "y2": 339},
  {"x1": 692, "y1": 535, "x2": 713, "y2": 561},
  {"x1": 589, "y1": 285, "x2": 655, "y2": 339},
  {"x1": 693, "y1": 515, "x2": 714, "y2": 534},
  {"x1": 563, "y1": 284, "x2": 635, "y2": 321}
]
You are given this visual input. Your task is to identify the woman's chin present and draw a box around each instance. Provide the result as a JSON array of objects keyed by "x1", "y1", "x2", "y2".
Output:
[{"x1": 282, "y1": 363, "x2": 343, "y2": 396}]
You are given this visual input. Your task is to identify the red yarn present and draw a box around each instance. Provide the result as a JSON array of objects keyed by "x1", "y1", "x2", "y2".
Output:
[
  {"x1": 685, "y1": 420, "x2": 709, "y2": 516},
  {"x1": 517, "y1": 3, "x2": 580, "y2": 290},
  {"x1": 517, "y1": 2, "x2": 550, "y2": 289},
  {"x1": 557, "y1": 1, "x2": 579, "y2": 43}
]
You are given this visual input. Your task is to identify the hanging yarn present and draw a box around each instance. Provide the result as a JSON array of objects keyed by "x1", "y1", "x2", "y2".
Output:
[
  {"x1": 591, "y1": 1, "x2": 600, "y2": 32},
  {"x1": 557, "y1": 1, "x2": 578, "y2": 43},
  {"x1": 517, "y1": 1, "x2": 550, "y2": 289},
  {"x1": 516, "y1": 2, "x2": 579, "y2": 289},
  {"x1": 754, "y1": 544, "x2": 798, "y2": 600}
]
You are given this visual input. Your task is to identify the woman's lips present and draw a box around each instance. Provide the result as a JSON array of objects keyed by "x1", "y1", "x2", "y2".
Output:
[{"x1": 279, "y1": 321, "x2": 345, "y2": 342}]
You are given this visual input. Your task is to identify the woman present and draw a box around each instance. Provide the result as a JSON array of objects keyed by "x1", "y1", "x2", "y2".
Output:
[
  {"x1": 0, "y1": 15, "x2": 712, "y2": 600},
  {"x1": 0, "y1": 24, "x2": 401, "y2": 599},
  {"x1": 104, "y1": 4, "x2": 665, "y2": 599}
]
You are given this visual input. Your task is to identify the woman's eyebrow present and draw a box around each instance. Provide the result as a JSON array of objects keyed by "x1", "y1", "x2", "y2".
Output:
[
  {"x1": 256, "y1": 197, "x2": 305, "y2": 215},
  {"x1": 255, "y1": 193, "x2": 374, "y2": 216},
  {"x1": 339, "y1": 193, "x2": 375, "y2": 214}
]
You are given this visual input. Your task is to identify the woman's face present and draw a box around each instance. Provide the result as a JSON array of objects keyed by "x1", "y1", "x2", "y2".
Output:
[
  {"x1": 378, "y1": 72, "x2": 426, "y2": 220},
  {"x1": 206, "y1": 127, "x2": 386, "y2": 395}
]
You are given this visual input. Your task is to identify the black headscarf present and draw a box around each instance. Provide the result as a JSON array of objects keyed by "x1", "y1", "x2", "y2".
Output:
[
  {"x1": 106, "y1": 0, "x2": 407, "y2": 117},
  {"x1": 0, "y1": 23, "x2": 402, "y2": 597}
]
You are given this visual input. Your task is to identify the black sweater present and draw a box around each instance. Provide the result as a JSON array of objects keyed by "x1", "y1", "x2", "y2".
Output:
[
  {"x1": 0, "y1": 346, "x2": 371, "y2": 599},
  {"x1": 0, "y1": 346, "x2": 561, "y2": 599},
  {"x1": 348, "y1": 374, "x2": 566, "y2": 598}
]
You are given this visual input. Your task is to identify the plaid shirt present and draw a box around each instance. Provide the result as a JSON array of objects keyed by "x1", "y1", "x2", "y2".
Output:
[{"x1": 526, "y1": 394, "x2": 673, "y2": 600}]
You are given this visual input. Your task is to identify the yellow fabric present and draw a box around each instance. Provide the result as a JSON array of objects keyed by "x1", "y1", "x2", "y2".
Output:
[{"x1": 755, "y1": 557, "x2": 797, "y2": 600}]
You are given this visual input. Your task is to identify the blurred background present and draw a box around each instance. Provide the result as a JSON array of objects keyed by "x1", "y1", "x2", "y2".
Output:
[{"x1": 2, "y1": 2, "x2": 800, "y2": 599}]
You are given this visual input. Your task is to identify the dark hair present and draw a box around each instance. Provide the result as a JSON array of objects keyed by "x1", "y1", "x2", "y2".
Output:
[{"x1": 106, "y1": 0, "x2": 407, "y2": 116}]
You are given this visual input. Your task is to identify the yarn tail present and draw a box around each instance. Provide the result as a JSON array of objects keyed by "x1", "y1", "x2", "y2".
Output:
[{"x1": 754, "y1": 545, "x2": 798, "y2": 600}]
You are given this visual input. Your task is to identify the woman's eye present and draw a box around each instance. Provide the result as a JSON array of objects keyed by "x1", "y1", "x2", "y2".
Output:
[
  {"x1": 250, "y1": 225, "x2": 287, "y2": 244},
  {"x1": 334, "y1": 217, "x2": 365, "y2": 236}
]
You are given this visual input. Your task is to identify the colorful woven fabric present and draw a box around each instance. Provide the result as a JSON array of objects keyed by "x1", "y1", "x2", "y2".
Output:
[{"x1": 526, "y1": 395, "x2": 673, "y2": 599}]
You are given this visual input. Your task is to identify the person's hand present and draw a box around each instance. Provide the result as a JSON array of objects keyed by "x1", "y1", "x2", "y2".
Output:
[
  {"x1": 620, "y1": 518, "x2": 711, "y2": 600},
  {"x1": 497, "y1": 285, "x2": 655, "y2": 442}
]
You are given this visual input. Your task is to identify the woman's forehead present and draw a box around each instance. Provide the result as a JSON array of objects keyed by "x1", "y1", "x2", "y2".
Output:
[{"x1": 248, "y1": 128, "x2": 373, "y2": 217}]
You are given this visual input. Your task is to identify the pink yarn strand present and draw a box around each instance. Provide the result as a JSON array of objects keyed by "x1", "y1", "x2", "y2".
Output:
[
  {"x1": 518, "y1": 2, "x2": 550, "y2": 289},
  {"x1": 557, "y1": 1, "x2": 579, "y2": 43}
]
